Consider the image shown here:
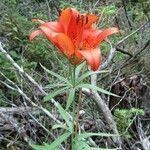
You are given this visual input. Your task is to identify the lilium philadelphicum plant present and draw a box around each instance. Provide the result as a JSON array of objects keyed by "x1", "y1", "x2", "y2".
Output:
[
  {"x1": 29, "y1": 8, "x2": 120, "y2": 150},
  {"x1": 29, "y1": 7, "x2": 119, "y2": 71}
]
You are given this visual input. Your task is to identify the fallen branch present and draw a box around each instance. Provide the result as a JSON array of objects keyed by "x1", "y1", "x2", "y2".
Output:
[
  {"x1": 0, "y1": 42, "x2": 62, "y2": 124},
  {"x1": 89, "y1": 40, "x2": 123, "y2": 148},
  {"x1": 0, "y1": 106, "x2": 38, "y2": 115},
  {"x1": 0, "y1": 42, "x2": 68, "y2": 149},
  {"x1": 116, "y1": 20, "x2": 149, "y2": 46},
  {"x1": 0, "y1": 41, "x2": 121, "y2": 148},
  {"x1": 0, "y1": 112, "x2": 34, "y2": 145},
  {"x1": 82, "y1": 87, "x2": 122, "y2": 148},
  {"x1": 120, "y1": 39, "x2": 150, "y2": 69}
]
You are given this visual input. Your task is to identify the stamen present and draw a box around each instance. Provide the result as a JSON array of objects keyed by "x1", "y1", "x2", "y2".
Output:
[
  {"x1": 85, "y1": 16, "x2": 88, "y2": 24},
  {"x1": 58, "y1": 10, "x2": 62, "y2": 16},
  {"x1": 76, "y1": 15, "x2": 80, "y2": 24},
  {"x1": 81, "y1": 15, "x2": 84, "y2": 26}
]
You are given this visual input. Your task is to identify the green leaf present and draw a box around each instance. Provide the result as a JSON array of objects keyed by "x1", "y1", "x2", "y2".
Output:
[
  {"x1": 31, "y1": 132, "x2": 71, "y2": 150},
  {"x1": 45, "y1": 83, "x2": 68, "y2": 88},
  {"x1": 66, "y1": 88, "x2": 75, "y2": 110},
  {"x1": 76, "y1": 84, "x2": 119, "y2": 97},
  {"x1": 76, "y1": 132, "x2": 116, "y2": 140},
  {"x1": 52, "y1": 124, "x2": 67, "y2": 130},
  {"x1": 31, "y1": 145, "x2": 47, "y2": 150},
  {"x1": 72, "y1": 140, "x2": 90, "y2": 150},
  {"x1": 44, "y1": 87, "x2": 68, "y2": 102},
  {"x1": 75, "y1": 62, "x2": 86, "y2": 79},
  {"x1": 77, "y1": 70, "x2": 109, "y2": 84},
  {"x1": 91, "y1": 148, "x2": 117, "y2": 150},
  {"x1": 40, "y1": 64, "x2": 71, "y2": 85},
  {"x1": 73, "y1": 133, "x2": 117, "y2": 150},
  {"x1": 55, "y1": 102, "x2": 73, "y2": 132},
  {"x1": 12, "y1": 27, "x2": 18, "y2": 32},
  {"x1": 10, "y1": 51, "x2": 19, "y2": 58}
]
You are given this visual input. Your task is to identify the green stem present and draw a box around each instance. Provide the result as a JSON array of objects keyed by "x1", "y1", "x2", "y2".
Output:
[
  {"x1": 73, "y1": 64, "x2": 76, "y2": 87},
  {"x1": 71, "y1": 99, "x2": 75, "y2": 149},
  {"x1": 71, "y1": 65, "x2": 76, "y2": 149},
  {"x1": 75, "y1": 88, "x2": 82, "y2": 135}
]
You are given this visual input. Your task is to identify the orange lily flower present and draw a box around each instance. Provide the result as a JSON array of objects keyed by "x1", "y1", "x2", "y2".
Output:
[{"x1": 29, "y1": 8, "x2": 119, "y2": 71}]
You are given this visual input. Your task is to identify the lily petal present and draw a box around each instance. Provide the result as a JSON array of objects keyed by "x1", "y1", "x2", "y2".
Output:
[
  {"x1": 84, "y1": 14, "x2": 99, "y2": 28},
  {"x1": 93, "y1": 27, "x2": 119, "y2": 47},
  {"x1": 56, "y1": 33, "x2": 75, "y2": 57},
  {"x1": 58, "y1": 8, "x2": 72, "y2": 33},
  {"x1": 79, "y1": 48, "x2": 101, "y2": 71},
  {"x1": 81, "y1": 29, "x2": 102, "y2": 48},
  {"x1": 40, "y1": 26, "x2": 58, "y2": 44},
  {"x1": 82, "y1": 29, "x2": 102, "y2": 39},
  {"x1": 66, "y1": 8, "x2": 82, "y2": 40},
  {"x1": 42, "y1": 22, "x2": 64, "y2": 33},
  {"x1": 29, "y1": 30, "x2": 43, "y2": 41}
]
